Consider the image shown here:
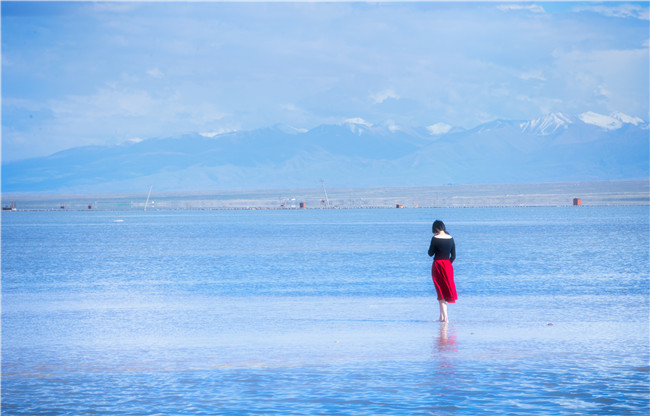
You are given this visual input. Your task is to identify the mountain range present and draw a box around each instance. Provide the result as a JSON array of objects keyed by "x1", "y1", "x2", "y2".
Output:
[{"x1": 2, "y1": 111, "x2": 648, "y2": 193}]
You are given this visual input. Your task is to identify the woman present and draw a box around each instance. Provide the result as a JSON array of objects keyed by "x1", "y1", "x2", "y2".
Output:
[{"x1": 427, "y1": 220, "x2": 457, "y2": 322}]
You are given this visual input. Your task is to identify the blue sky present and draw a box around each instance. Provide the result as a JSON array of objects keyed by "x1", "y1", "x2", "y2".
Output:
[{"x1": 2, "y1": 1, "x2": 648, "y2": 161}]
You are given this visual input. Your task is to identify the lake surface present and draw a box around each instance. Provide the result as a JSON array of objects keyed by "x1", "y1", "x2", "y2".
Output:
[{"x1": 2, "y1": 207, "x2": 648, "y2": 415}]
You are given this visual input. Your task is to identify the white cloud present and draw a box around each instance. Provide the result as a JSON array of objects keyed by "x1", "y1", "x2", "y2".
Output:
[
  {"x1": 426, "y1": 122, "x2": 452, "y2": 135},
  {"x1": 281, "y1": 103, "x2": 296, "y2": 111},
  {"x1": 514, "y1": 94, "x2": 565, "y2": 116},
  {"x1": 551, "y1": 47, "x2": 648, "y2": 117},
  {"x1": 370, "y1": 88, "x2": 399, "y2": 104},
  {"x1": 382, "y1": 120, "x2": 401, "y2": 132},
  {"x1": 574, "y1": 4, "x2": 649, "y2": 20},
  {"x1": 51, "y1": 88, "x2": 156, "y2": 117},
  {"x1": 519, "y1": 69, "x2": 546, "y2": 81},
  {"x1": 3, "y1": 97, "x2": 48, "y2": 112},
  {"x1": 124, "y1": 137, "x2": 143, "y2": 144},
  {"x1": 497, "y1": 4, "x2": 545, "y2": 14},
  {"x1": 49, "y1": 86, "x2": 228, "y2": 127},
  {"x1": 147, "y1": 68, "x2": 164, "y2": 79},
  {"x1": 6, "y1": 84, "x2": 229, "y2": 158},
  {"x1": 595, "y1": 85, "x2": 610, "y2": 98},
  {"x1": 90, "y1": 2, "x2": 141, "y2": 14},
  {"x1": 3, "y1": 2, "x2": 648, "y2": 161}
]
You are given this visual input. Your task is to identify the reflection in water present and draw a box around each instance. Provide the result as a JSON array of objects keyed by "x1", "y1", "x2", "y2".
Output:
[
  {"x1": 432, "y1": 323, "x2": 458, "y2": 378},
  {"x1": 436, "y1": 323, "x2": 457, "y2": 353},
  {"x1": 426, "y1": 322, "x2": 459, "y2": 404},
  {"x1": 431, "y1": 323, "x2": 458, "y2": 377}
]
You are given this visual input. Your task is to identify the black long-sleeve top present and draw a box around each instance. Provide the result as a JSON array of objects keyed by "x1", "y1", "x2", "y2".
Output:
[{"x1": 428, "y1": 236, "x2": 456, "y2": 263}]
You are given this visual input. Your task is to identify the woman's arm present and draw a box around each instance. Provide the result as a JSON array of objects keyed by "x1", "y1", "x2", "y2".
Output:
[
  {"x1": 427, "y1": 237, "x2": 435, "y2": 257},
  {"x1": 450, "y1": 239, "x2": 456, "y2": 263}
]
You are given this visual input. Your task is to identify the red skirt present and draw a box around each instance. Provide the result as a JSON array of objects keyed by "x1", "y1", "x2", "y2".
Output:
[{"x1": 432, "y1": 260, "x2": 457, "y2": 303}]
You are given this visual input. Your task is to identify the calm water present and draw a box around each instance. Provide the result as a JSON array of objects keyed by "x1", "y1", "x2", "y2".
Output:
[{"x1": 2, "y1": 207, "x2": 649, "y2": 415}]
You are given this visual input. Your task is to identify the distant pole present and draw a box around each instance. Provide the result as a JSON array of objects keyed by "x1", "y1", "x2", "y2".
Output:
[
  {"x1": 320, "y1": 179, "x2": 331, "y2": 209},
  {"x1": 144, "y1": 185, "x2": 152, "y2": 211}
]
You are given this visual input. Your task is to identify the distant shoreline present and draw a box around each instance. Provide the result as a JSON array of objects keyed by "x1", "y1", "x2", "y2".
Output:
[{"x1": 2, "y1": 179, "x2": 648, "y2": 211}]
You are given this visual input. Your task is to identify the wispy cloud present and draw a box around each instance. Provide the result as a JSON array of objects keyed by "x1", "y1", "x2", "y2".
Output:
[
  {"x1": 519, "y1": 69, "x2": 546, "y2": 81},
  {"x1": 497, "y1": 4, "x2": 545, "y2": 14},
  {"x1": 89, "y1": 2, "x2": 141, "y2": 14},
  {"x1": 574, "y1": 3, "x2": 649, "y2": 20},
  {"x1": 123, "y1": 137, "x2": 143, "y2": 144},
  {"x1": 51, "y1": 88, "x2": 156, "y2": 118},
  {"x1": 146, "y1": 68, "x2": 164, "y2": 79},
  {"x1": 2, "y1": 2, "x2": 648, "y2": 161},
  {"x1": 370, "y1": 88, "x2": 399, "y2": 104}
]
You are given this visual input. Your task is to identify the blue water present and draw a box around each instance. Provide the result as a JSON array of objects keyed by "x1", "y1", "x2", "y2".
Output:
[{"x1": 2, "y1": 207, "x2": 649, "y2": 415}]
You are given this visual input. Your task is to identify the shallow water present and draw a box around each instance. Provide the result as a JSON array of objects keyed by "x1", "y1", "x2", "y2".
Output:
[{"x1": 2, "y1": 207, "x2": 649, "y2": 415}]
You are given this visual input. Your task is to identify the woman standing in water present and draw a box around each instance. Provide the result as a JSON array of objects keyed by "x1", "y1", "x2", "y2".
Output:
[{"x1": 428, "y1": 220, "x2": 457, "y2": 322}]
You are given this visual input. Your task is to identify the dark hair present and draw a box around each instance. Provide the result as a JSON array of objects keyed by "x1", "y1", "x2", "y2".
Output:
[{"x1": 432, "y1": 220, "x2": 446, "y2": 234}]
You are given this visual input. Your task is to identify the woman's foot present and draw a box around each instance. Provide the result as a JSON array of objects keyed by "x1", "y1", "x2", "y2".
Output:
[{"x1": 438, "y1": 300, "x2": 448, "y2": 323}]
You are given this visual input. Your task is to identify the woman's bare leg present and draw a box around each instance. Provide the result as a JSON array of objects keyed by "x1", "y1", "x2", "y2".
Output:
[{"x1": 438, "y1": 300, "x2": 448, "y2": 322}]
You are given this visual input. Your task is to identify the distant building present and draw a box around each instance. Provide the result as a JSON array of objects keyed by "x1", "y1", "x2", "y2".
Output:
[
  {"x1": 299, "y1": 202, "x2": 306, "y2": 209},
  {"x1": 396, "y1": 204, "x2": 404, "y2": 208},
  {"x1": 573, "y1": 198, "x2": 582, "y2": 206}
]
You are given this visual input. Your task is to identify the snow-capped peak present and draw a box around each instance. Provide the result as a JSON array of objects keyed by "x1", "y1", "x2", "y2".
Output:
[
  {"x1": 344, "y1": 117, "x2": 373, "y2": 135},
  {"x1": 579, "y1": 111, "x2": 648, "y2": 130},
  {"x1": 610, "y1": 112, "x2": 645, "y2": 126},
  {"x1": 199, "y1": 128, "x2": 239, "y2": 138},
  {"x1": 579, "y1": 112, "x2": 623, "y2": 130},
  {"x1": 426, "y1": 122, "x2": 453, "y2": 135},
  {"x1": 520, "y1": 112, "x2": 573, "y2": 135},
  {"x1": 344, "y1": 117, "x2": 372, "y2": 127},
  {"x1": 274, "y1": 124, "x2": 308, "y2": 135}
]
